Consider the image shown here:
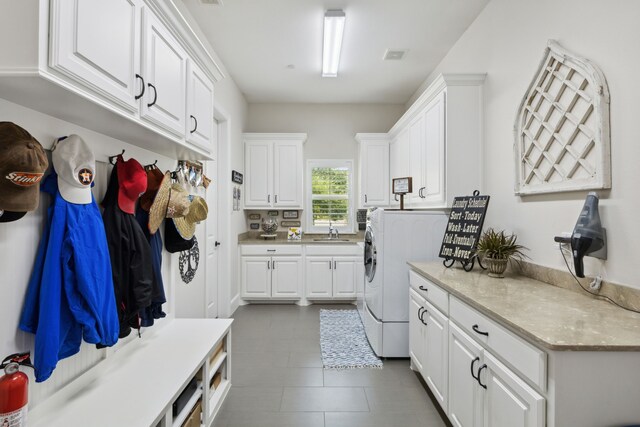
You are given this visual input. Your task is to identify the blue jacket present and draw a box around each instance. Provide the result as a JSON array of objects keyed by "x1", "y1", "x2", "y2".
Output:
[{"x1": 20, "y1": 174, "x2": 119, "y2": 382}]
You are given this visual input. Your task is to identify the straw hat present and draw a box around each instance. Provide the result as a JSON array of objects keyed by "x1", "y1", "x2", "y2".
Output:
[
  {"x1": 148, "y1": 176, "x2": 190, "y2": 234},
  {"x1": 173, "y1": 196, "x2": 208, "y2": 240}
]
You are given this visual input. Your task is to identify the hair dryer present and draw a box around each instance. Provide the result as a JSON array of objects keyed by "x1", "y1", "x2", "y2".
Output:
[{"x1": 571, "y1": 192, "x2": 607, "y2": 277}]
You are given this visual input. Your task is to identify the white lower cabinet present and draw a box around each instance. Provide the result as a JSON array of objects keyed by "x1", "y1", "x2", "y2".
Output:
[
  {"x1": 305, "y1": 256, "x2": 359, "y2": 299},
  {"x1": 241, "y1": 255, "x2": 302, "y2": 299},
  {"x1": 409, "y1": 274, "x2": 546, "y2": 427}
]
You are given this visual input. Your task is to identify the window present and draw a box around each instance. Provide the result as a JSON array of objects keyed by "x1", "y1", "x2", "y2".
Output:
[{"x1": 306, "y1": 160, "x2": 354, "y2": 233}]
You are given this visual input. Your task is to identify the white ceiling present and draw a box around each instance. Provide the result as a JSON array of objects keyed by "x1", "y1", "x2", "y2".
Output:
[{"x1": 181, "y1": 0, "x2": 490, "y2": 104}]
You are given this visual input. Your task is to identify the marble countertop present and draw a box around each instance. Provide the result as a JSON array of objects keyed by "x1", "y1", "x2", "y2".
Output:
[
  {"x1": 408, "y1": 261, "x2": 640, "y2": 351},
  {"x1": 239, "y1": 231, "x2": 364, "y2": 245}
]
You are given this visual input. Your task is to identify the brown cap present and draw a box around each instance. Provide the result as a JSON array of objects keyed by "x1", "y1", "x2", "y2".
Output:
[
  {"x1": 174, "y1": 195, "x2": 208, "y2": 239},
  {"x1": 0, "y1": 122, "x2": 49, "y2": 212},
  {"x1": 140, "y1": 166, "x2": 165, "y2": 212}
]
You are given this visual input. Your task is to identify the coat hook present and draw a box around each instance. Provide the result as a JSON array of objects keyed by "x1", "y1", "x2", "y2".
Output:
[{"x1": 108, "y1": 149, "x2": 125, "y2": 165}]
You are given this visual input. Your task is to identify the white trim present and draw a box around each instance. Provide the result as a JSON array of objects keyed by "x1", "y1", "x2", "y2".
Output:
[
  {"x1": 243, "y1": 132, "x2": 308, "y2": 143},
  {"x1": 306, "y1": 159, "x2": 355, "y2": 234}
]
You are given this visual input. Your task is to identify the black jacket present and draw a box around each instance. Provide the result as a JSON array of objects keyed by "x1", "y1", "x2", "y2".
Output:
[{"x1": 102, "y1": 165, "x2": 153, "y2": 338}]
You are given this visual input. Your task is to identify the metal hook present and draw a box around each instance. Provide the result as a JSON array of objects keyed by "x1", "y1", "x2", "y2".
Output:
[{"x1": 108, "y1": 149, "x2": 125, "y2": 165}]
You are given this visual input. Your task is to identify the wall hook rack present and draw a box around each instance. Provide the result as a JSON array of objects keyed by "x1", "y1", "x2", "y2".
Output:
[{"x1": 108, "y1": 149, "x2": 125, "y2": 165}]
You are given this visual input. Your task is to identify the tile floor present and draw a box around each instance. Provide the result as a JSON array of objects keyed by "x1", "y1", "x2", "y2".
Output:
[{"x1": 215, "y1": 304, "x2": 448, "y2": 427}]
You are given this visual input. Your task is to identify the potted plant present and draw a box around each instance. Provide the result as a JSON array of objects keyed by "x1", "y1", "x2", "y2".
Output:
[{"x1": 476, "y1": 228, "x2": 528, "y2": 278}]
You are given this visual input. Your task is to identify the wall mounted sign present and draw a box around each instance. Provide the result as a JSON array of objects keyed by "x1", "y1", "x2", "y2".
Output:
[
  {"x1": 283, "y1": 210, "x2": 299, "y2": 219},
  {"x1": 248, "y1": 213, "x2": 261, "y2": 220},
  {"x1": 281, "y1": 220, "x2": 301, "y2": 227},
  {"x1": 250, "y1": 223, "x2": 260, "y2": 230},
  {"x1": 392, "y1": 177, "x2": 412, "y2": 194},
  {"x1": 268, "y1": 210, "x2": 279, "y2": 217},
  {"x1": 231, "y1": 170, "x2": 243, "y2": 184},
  {"x1": 439, "y1": 191, "x2": 490, "y2": 270}
]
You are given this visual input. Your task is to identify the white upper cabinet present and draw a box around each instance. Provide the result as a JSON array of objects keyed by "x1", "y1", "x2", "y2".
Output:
[
  {"x1": 356, "y1": 134, "x2": 390, "y2": 208},
  {"x1": 50, "y1": 0, "x2": 142, "y2": 113},
  {"x1": 387, "y1": 74, "x2": 486, "y2": 207},
  {"x1": 186, "y1": 60, "x2": 215, "y2": 151},
  {"x1": 389, "y1": 129, "x2": 410, "y2": 207},
  {"x1": 0, "y1": 1, "x2": 222, "y2": 160},
  {"x1": 141, "y1": 8, "x2": 188, "y2": 137},
  {"x1": 244, "y1": 134, "x2": 306, "y2": 209}
]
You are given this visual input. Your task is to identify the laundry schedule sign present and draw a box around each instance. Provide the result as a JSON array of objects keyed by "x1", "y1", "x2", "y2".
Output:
[{"x1": 439, "y1": 192, "x2": 490, "y2": 262}]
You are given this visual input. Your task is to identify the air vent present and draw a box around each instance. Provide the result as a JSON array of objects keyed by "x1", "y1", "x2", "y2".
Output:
[
  {"x1": 200, "y1": 0, "x2": 223, "y2": 5},
  {"x1": 383, "y1": 49, "x2": 407, "y2": 60}
]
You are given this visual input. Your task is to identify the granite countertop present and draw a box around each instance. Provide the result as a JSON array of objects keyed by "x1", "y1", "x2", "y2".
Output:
[
  {"x1": 239, "y1": 231, "x2": 365, "y2": 245},
  {"x1": 408, "y1": 261, "x2": 640, "y2": 351}
]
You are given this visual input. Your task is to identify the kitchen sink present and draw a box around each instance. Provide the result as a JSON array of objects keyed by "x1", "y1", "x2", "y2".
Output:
[{"x1": 312, "y1": 238, "x2": 353, "y2": 242}]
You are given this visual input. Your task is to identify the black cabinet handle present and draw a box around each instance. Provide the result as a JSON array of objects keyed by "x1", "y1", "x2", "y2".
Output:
[
  {"x1": 471, "y1": 357, "x2": 480, "y2": 382},
  {"x1": 190, "y1": 115, "x2": 198, "y2": 133},
  {"x1": 147, "y1": 83, "x2": 158, "y2": 107},
  {"x1": 267, "y1": 260, "x2": 270, "y2": 269},
  {"x1": 472, "y1": 324, "x2": 489, "y2": 337},
  {"x1": 364, "y1": 194, "x2": 368, "y2": 203},
  {"x1": 135, "y1": 74, "x2": 145, "y2": 100},
  {"x1": 417, "y1": 307, "x2": 424, "y2": 321},
  {"x1": 334, "y1": 260, "x2": 337, "y2": 269},
  {"x1": 420, "y1": 309, "x2": 428, "y2": 325},
  {"x1": 394, "y1": 194, "x2": 399, "y2": 202},
  {"x1": 215, "y1": 241, "x2": 221, "y2": 247},
  {"x1": 275, "y1": 195, "x2": 278, "y2": 203},
  {"x1": 268, "y1": 194, "x2": 270, "y2": 203},
  {"x1": 419, "y1": 187, "x2": 426, "y2": 198},
  {"x1": 272, "y1": 261, "x2": 276, "y2": 269},
  {"x1": 477, "y1": 364, "x2": 488, "y2": 389},
  {"x1": 267, "y1": 249, "x2": 276, "y2": 252},
  {"x1": 418, "y1": 285, "x2": 428, "y2": 292}
]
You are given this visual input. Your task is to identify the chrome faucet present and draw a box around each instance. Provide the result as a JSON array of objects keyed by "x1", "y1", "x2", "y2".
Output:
[{"x1": 328, "y1": 221, "x2": 339, "y2": 239}]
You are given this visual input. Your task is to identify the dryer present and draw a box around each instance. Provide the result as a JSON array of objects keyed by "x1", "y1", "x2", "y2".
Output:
[{"x1": 360, "y1": 208, "x2": 448, "y2": 357}]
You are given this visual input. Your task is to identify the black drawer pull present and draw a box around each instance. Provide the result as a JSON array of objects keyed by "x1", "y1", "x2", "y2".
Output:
[
  {"x1": 472, "y1": 324, "x2": 489, "y2": 337},
  {"x1": 418, "y1": 285, "x2": 428, "y2": 292},
  {"x1": 135, "y1": 74, "x2": 145, "y2": 100},
  {"x1": 190, "y1": 115, "x2": 198, "y2": 133},
  {"x1": 420, "y1": 309, "x2": 428, "y2": 325},
  {"x1": 417, "y1": 307, "x2": 424, "y2": 321},
  {"x1": 147, "y1": 83, "x2": 158, "y2": 107}
]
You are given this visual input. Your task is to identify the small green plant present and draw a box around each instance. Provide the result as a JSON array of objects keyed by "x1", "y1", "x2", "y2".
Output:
[{"x1": 476, "y1": 228, "x2": 528, "y2": 262}]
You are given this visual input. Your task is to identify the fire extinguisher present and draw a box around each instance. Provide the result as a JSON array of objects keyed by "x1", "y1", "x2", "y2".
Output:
[{"x1": 0, "y1": 352, "x2": 33, "y2": 427}]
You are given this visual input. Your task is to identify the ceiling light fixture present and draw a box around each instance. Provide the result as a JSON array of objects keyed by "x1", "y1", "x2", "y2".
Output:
[{"x1": 322, "y1": 10, "x2": 345, "y2": 78}]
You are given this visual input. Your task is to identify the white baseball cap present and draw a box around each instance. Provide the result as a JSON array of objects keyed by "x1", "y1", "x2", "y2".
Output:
[{"x1": 51, "y1": 134, "x2": 95, "y2": 204}]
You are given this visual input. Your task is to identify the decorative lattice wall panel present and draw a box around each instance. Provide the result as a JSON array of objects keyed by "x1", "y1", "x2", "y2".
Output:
[{"x1": 514, "y1": 40, "x2": 611, "y2": 195}]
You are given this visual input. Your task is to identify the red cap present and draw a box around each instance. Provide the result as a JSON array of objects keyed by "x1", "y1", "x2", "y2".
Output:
[{"x1": 116, "y1": 157, "x2": 147, "y2": 214}]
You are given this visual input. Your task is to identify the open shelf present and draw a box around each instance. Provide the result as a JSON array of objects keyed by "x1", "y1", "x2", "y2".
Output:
[
  {"x1": 172, "y1": 383, "x2": 203, "y2": 427},
  {"x1": 208, "y1": 351, "x2": 227, "y2": 383},
  {"x1": 208, "y1": 379, "x2": 231, "y2": 419}
]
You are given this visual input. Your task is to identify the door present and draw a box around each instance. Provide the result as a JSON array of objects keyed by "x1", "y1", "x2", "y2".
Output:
[
  {"x1": 271, "y1": 256, "x2": 302, "y2": 298},
  {"x1": 205, "y1": 121, "x2": 219, "y2": 317},
  {"x1": 273, "y1": 141, "x2": 302, "y2": 207},
  {"x1": 361, "y1": 141, "x2": 389, "y2": 207},
  {"x1": 483, "y1": 352, "x2": 545, "y2": 427},
  {"x1": 423, "y1": 300, "x2": 449, "y2": 411},
  {"x1": 409, "y1": 289, "x2": 426, "y2": 373},
  {"x1": 409, "y1": 114, "x2": 425, "y2": 203},
  {"x1": 186, "y1": 60, "x2": 214, "y2": 151},
  {"x1": 423, "y1": 91, "x2": 446, "y2": 203},
  {"x1": 241, "y1": 257, "x2": 271, "y2": 298},
  {"x1": 448, "y1": 322, "x2": 484, "y2": 427},
  {"x1": 141, "y1": 7, "x2": 187, "y2": 136},
  {"x1": 305, "y1": 257, "x2": 333, "y2": 298},
  {"x1": 333, "y1": 257, "x2": 358, "y2": 298},
  {"x1": 244, "y1": 141, "x2": 273, "y2": 207},
  {"x1": 50, "y1": 0, "x2": 141, "y2": 112}
]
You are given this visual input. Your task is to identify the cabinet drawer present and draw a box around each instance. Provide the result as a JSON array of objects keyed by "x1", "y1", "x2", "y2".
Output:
[
  {"x1": 305, "y1": 244, "x2": 362, "y2": 256},
  {"x1": 409, "y1": 271, "x2": 449, "y2": 315},
  {"x1": 240, "y1": 245, "x2": 302, "y2": 256},
  {"x1": 450, "y1": 296, "x2": 546, "y2": 390}
]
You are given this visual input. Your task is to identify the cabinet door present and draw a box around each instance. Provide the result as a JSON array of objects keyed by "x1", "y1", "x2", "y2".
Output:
[
  {"x1": 141, "y1": 8, "x2": 188, "y2": 136},
  {"x1": 409, "y1": 289, "x2": 426, "y2": 373},
  {"x1": 361, "y1": 142, "x2": 389, "y2": 207},
  {"x1": 333, "y1": 257, "x2": 358, "y2": 298},
  {"x1": 241, "y1": 257, "x2": 271, "y2": 298},
  {"x1": 271, "y1": 256, "x2": 302, "y2": 299},
  {"x1": 50, "y1": 0, "x2": 141, "y2": 112},
  {"x1": 305, "y1": 257, "x2": 333, "y2": 298},
  {"x1": 186, "y1": 60, "x2": 214, "y2": 151},
  {"x1": 423, "y1": 91, "x2": 446, "y2": 204},
  {"x1": 389, "y1": 132, "x2": 410, "y2": 207},
  {"x1": 448, "y1": 322, "x2": 483, "y2": 427},
  {"x1": 483, "y1": 352, "x2": 545, "y2": 427},
  {"x1": 409, "y1": 114, "x2": 425, "y2": 204},
  {"x1": 244, "y1": 141, "x2": 273, "y2": 207},
  {"x1": 423, "y1": 300, "x2": 449, "y2": 412},
  {"x1": 273, "y1": 141, "x2": 303, "y2": 208}
]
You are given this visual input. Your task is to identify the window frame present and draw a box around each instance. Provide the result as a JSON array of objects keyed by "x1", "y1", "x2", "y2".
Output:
[{"x1": 305, "y1": 159, "x2": 355, "y2": 234}]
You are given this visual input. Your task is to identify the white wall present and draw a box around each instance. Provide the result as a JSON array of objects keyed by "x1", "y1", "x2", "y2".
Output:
[
  {"x1": 409, "y1": 0, "x2": 640, "y2": 288},
  {"x1": 248, "y1": 103, "x2": 403, "y2": 161}
]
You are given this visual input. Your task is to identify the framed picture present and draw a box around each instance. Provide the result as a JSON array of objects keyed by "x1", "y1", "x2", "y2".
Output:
[
  {"x1": 287, "y1": 227, "x2": 302, "y2": 240},
  {"x1": 231, "y1": 170, "x2": 243, "y2": 184},
  {"x1": 268, "y1": 210, "x2": 279, "y2": 217},
  {"x1": 392, "y1": 177, "x2": 413, "y2": 194},
  {"x1": 281, "y1": 220, "x2": 301, "y2": 227},
  {"x1": 250, "y1": 223, "x2": 260, "y2": 230},
  {"x1": 283, "y1": 210, "x2": 299, "y2": 219},
  {"x1": 248, "y1": 213, "x2": 261, "y2": 220}
]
